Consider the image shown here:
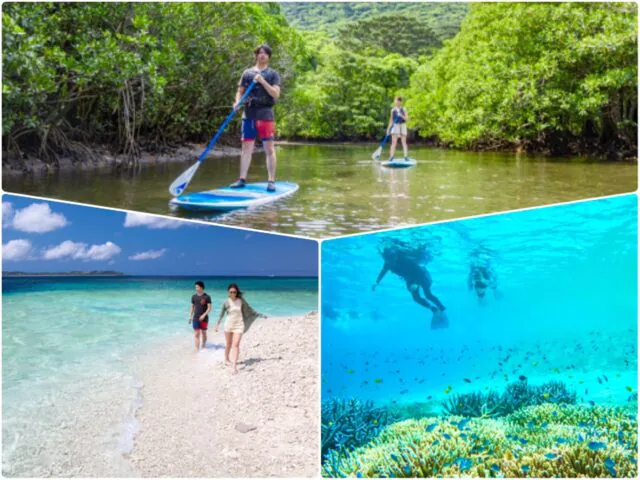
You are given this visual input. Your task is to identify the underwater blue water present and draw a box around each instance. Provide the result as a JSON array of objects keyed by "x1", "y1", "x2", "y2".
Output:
[{"x1": 321, "y1": 195, "x2": 637, "y2": 409}]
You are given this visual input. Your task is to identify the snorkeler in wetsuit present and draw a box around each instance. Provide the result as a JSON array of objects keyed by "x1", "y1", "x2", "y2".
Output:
[
  {"x1": 372, "y1": 246, "x2": 448, "y2": 329},
  {"x1": 468, "y1": 248, "x2": 499, "y2": 304}
]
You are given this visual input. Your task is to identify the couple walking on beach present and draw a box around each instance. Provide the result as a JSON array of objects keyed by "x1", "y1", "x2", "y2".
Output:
[{"x1": 189, "y1": 281, "x2": 266, "y2": 374}]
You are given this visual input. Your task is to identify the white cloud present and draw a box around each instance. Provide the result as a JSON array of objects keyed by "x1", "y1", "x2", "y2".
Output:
[
  {"x1": 3, "y1": 202, "x2": 14, "y2": 227},
  {"x1": 43, "y1": 240, "x2": 85, "y2": 260},
  {"x1": 129, "y1": 248, "x2": 168, "y2": 261},
  {"x1": 123, "y1": 212, "x2": 183, "y2": 229},
  {"x1": 3, "y1": 239, "x2": 32, "y2": 261},
  {"x1": 42, "y1": 240, "x2": 121, "y2": 261},
  {"x1": 82, "y1": 242, "x2": 121, "y2": 261},
  {"x1": 12, "y1": 203, "x2": 68, "y2": 233}
]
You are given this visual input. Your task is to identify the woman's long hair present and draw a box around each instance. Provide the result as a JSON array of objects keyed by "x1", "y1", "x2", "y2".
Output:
[{"x1": 227, "y1": 283, "x2": 243, "y2": 299}]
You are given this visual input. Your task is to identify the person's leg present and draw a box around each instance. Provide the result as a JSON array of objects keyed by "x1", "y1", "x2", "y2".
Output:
[
  {"x1": 224, "y1": 332, "x2": 233, "y2": 365},
  {"x1": 201, "y1": 325, "x2": 207, "y2": 349},
  {"x1": 406, "y1": 281, "x2": 436, "y2": 312},
  {"x1": 264, "y1": 140, "x2": 276, "y2": 183},
  {"x1": 422, "y1": 281, "x2": 445, "y2": 311},
  {"x1": 194, "y1": 329, "x2": 201, "y2": 352},
  {"x1": 401, "y1": 134, "x2": 408, "y2": 158},
  {"x1": 231, "y1": 332, "x2": 243, "y2": 374},
  {"x1": 239, "y1": 140, "x2": 255, "y2": 181},
  {"x1": 389, "y1": 135, "x2": 398, "y2": 159}
]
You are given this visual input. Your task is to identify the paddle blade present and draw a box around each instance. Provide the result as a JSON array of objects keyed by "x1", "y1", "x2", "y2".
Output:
[
  {"x1": 372, "y1": 146, "x2": 382, "y2": 161},
  {"x1": 169, "y1": 161, "x2": 201, "y2": 197}
]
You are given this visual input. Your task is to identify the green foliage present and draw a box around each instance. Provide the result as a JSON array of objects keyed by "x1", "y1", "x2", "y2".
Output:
[
  {"x1": 335, "y1": 13, "x2": 441, "y2": 58},
  {"x1": 2, "y1": 2, "x2": 308, "y2": 162},
  {"x1": 406, "y1": 2, "x2": 638, "y2": 155},
  {"x1": 323, "y1": 404, "x2": 638, "y2": 478},
  {"x1": 278, "y1": 33, "x2": 418, "y2": 139},
  {"x1": 280, "y1": 2, "x2": 469, "y2": 42}
]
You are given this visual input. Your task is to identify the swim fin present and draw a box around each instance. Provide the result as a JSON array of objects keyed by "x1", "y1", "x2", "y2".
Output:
[{"x1": 430, "y1": 310, "x2": 449, "y2": 330}]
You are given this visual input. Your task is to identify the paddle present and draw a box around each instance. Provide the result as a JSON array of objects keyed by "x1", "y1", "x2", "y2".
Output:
[
  {"x1": 169, "y1": 80, "x2": 258, "y2": 197},
  {"x1": 372, "y1": 118, "x2": 399, "y2": 161}
]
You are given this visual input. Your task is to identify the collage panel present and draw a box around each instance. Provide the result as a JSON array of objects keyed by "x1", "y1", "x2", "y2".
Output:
[
  {"x1": 2, "y1": 2, "x2": 637, "y2": 238},
  {"x1": 2, "y1": 194, "x2": 319, "y2": 477},
  {"x1": 321, "y1": 194, "x2": 637, "y2": 478}
]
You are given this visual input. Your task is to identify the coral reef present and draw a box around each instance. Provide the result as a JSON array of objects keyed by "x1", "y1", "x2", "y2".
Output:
[
  {"x1": 321, "y1": 398, "x2": 394, "y2": 459},
  {"x1": 442, "y1": 379, "x2": 577, "y2": 417},
  {"x1": 322, "y1": 403, "x2": 637, "y2": 478}
]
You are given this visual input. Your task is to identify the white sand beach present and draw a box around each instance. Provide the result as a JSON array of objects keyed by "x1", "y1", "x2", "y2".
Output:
[{"x1": 130, "y1": 312, "x2": 319, "y2": 477}]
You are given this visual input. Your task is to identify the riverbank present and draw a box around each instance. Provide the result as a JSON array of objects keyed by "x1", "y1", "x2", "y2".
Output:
[
  {"x1": 2, "y1": 142, "x2": 263, "y2": 175},
  {"x1": 130, "y1": 311, "x2": 319, "y2": 477}
]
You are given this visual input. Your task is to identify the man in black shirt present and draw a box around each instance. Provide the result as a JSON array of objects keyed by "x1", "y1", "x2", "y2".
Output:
[
  {"x1": 189, "y1": 280, "x2": 212, "y2": 351},
  {"x1": 230, "y1": 44, "x2": 281, "y2": 192}
]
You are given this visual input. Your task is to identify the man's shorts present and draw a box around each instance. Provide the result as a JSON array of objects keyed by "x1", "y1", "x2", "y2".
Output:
[
  {"x1": 241, "y1": 119, "x2": 275, "y2": 142},
  {"x1": 390, "y1": 123, "x2": 408, "y2": 136},
  {"x1": 192, "y1": 319, "x2": 208, "y2": 330}
]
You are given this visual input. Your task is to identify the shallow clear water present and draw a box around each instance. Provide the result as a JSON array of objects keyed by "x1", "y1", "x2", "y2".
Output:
[
  {"x1": 4, "y1": 144, "x2": 636, "y2": 238},
  {"x1": 2, "y1": 276, "x2": 317, "y2": 475},
  {"x1": 321, "y1": 195, "x2": 637, "y2": 408}
]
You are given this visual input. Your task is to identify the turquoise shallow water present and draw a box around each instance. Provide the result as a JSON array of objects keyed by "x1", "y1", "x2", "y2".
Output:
[
  {"x1": 322, "y1": 195, "x2": 638, "y2": 407},
  {"x1": 2, "y1": 276, "x2": 317, "y2": 474}
]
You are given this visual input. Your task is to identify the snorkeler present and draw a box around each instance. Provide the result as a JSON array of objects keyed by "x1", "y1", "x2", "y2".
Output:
[
  {"x1": 372, "y1": 245, "x2": 448, "y2": 329},
  {"x1": 468, "y1": 248, "x2": 499, "y2": 304}
]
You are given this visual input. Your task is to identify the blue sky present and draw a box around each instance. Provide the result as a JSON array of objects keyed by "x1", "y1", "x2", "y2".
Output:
[{"x1": 2, "y1": 194, "x2": 318, "y2": 276}]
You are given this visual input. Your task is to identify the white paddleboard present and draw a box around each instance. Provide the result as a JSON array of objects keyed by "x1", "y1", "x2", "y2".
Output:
[
  {"x1": 380, "y1": 158, "x2": 417, "y2": 168},
  {"x1": 169, "y1": 181, "x2": 299, "y2": 211}
]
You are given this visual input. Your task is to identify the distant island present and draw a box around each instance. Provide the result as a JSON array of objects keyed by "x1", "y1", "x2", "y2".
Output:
[{"x1": 3, "y1": 271, "x2": 125, "y2": 277}]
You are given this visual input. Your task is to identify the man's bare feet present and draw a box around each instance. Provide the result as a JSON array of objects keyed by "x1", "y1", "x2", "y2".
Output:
[
  {"x1": 232, "y1": 366, "x2": 239, "y2": 375},
  {"x1": 224, "y1": 359, "x2": 231, "y2": 367}
]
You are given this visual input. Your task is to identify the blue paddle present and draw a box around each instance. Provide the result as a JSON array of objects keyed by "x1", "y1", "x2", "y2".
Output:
[
  {"x1": 169, "y1": 80, "x2": 257, "y2": 197},
  {"x1": 372, "y1": 118, "x2": 399, "y2": 161}
]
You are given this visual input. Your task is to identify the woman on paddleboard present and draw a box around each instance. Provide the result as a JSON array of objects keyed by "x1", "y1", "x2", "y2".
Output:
[
  {"x1": 387, "y1": 96, "x2": 410, "y2": 162},
  {"x1": 214, "y1": 283, "x2": 266, "y2": 374}
]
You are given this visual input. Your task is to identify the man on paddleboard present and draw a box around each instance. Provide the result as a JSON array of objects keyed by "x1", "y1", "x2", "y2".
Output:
[{"x1": 230, "y1": 44, "x2": 281, "y2": 192}]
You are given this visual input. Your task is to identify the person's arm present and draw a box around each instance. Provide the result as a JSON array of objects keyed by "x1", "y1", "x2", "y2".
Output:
[
  {"x1": 215, "y1": 301, "x2": 228, "y2": 329},
  {"x1": 234, "y1": 71, "x2": 248, "y2": 110},
  {"x1": 372, "y1": 262, "x2": 389, "y2": 291},
  {"x1": 243, "y1": 299, "x2": 266, "y2": 319},
  {"x1": 254, "y1": 72, "x2": 281, "y2": 99},
  {"x1": 189, "y1": 301, "x2": 194, "y2": 323},
  {"x1": 401, "y1": 108, "x2": 409, "y2": 122},
  {"x1": 387, "y1": 109, "x2": 394, "y2": 131},
  {"x1": 201, "y1": 297, "x2": 212, "y2": 320}
]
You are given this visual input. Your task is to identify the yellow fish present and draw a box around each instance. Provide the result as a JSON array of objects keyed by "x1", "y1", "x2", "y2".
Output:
[
  {"x1": 543, "y1": 392, "x2": 551, "y2": 399},
  {"x1": 374, "y1": 378, "x2": 383, "y2": 384},
  {"x1": 444, "y1": 385, "x2": 452, "y2": 394},
  {"x1": 626, "y1": 386, "x2": 634, "y2": 393}
]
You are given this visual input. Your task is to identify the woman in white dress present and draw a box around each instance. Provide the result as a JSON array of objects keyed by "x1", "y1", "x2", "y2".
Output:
[{"x1": 214, "y1": 283, "x2": 265, "y2": 374}]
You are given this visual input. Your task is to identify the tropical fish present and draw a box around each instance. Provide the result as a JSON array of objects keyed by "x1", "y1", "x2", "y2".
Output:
[
  {"x1": 625, "y1": 386, "x2": 634, "y2": 393},
  {"x1": 347, "y1": 369, "x2": 355, "y2": 374},
  {"x1": 588, "y1": 441, "x2": 607, "y2": 451},
  {"x1": 519, "y1": 375, "x2": 527, "y2": 381},
  {"x1": 425, "y1": 423, "x2": 438, "y2": 432},
  {"x1": 455, "y1": 457, "x2": 472, "y2": 472},
  {"x1": 463, "y1": 378, "x2": 472, "y2": 383},
  {"x1": 444, "y1": 385, "x2": 452, "y2": 394},
  {"x1": 357, "y1": 473, "x2": 363, "y2": 478},
  {"x1": 577, "y1": 433, "x2": 585, "y2": 442},
  {"x1": 519, "y1": 437, "x2": 528, "y2": 445},
  {"x1": 544, "y1": 453, "x2": 557, "y2": 460},
  {"x1": 373, "y1": 378, "x2": 383, "y2": 384},
  {"x1": 603, "y1": 375, "x2": 609, "y2": 382},
  {"x1": 521, "y1": 465, "x2": 530, "y2": 473},
  {"x1": 542, "y1": 392, "x2": 551, "y2": 399},
  {"x1": 432, "y1": 440, "x2": 440, "y2": 446},
  {"x1": 490, "y1": 464, "x2": 500, "y2": 472},
  {"x1": 403, "y1": 466, "x2": 411, "y2": 474},
  {"x1": 589, "y1": 400, "x2": 596, "y2": 406},
  {"x1": 391, "y1": 453, "x2": 399, "y2": 461},
  {"x1": 556, "y1": 437, "x2": 568, "y2": 444},
  {"x1": 443, "y1": 433, "x2": 452, "y2": 440},
  {"x1": 400, "y1": 389, "x2": 408, "y2": 395},
  {"x1": 597, "y1": 377, "x2": 603, "y2": 384}
]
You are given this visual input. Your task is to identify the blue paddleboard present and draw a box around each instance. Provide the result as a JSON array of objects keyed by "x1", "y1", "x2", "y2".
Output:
[
  {"x1": 169, "y1": 181, "x2": 299, "y2": 211},
  {"x1": 381, "y1": 158, "x2": 417, "y2": 168}
]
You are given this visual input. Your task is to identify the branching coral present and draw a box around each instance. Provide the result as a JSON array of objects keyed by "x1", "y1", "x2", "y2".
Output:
[
  {"x1": 442, "y1": 379, "x2": 577, "y2": 417},
  {"x1": 322, "y1": 404, "x2": 638, "y2": 478},
  {"x1": 321, "y1": 398, "x2": 394, "y2": 459}
]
